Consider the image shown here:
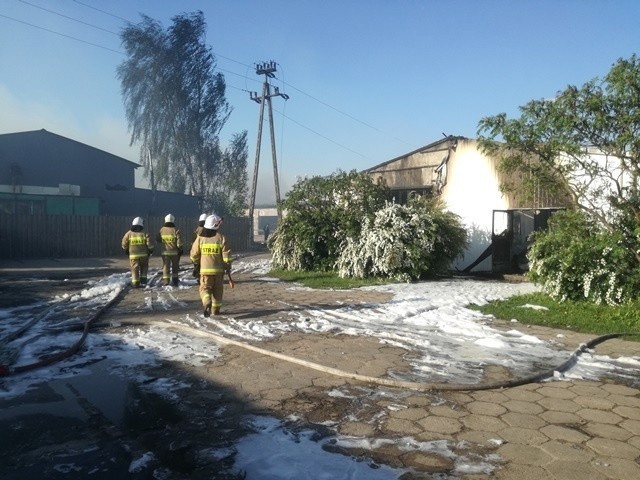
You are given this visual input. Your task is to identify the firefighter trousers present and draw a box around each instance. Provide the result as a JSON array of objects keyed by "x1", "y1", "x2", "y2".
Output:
[
  {"x1": 199, "y1": 274, "x2": 224, "y2": 310},
  {"x1": 161, "y1": 254, "x2": 180, "y2": 285},
  {"x1": 129, "y1": 257, "x2": 149, "y2": 287}
]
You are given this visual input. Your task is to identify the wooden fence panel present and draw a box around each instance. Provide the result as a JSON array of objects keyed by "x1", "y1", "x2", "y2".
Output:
[{"x1": 0, "y1": 214, "x2": 251, "y2": 259}]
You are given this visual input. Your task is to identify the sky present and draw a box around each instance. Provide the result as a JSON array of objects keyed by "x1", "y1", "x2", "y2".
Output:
[
  {"x1": 2, "y1": 258, "x2": 640, "y2": 477},
  {"x1": 1, "y1": 0, "x2": 639, "y2": 203}
]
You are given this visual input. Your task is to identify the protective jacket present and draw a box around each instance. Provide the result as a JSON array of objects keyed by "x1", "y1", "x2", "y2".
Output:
[
  {"x1": 190, "y1": 232, "x2": 232, "y2": 275},
  {"x1": 157, "y1": 224, "x2": 183, "y2": 256},
  {"x1": 122, "y1": 230, "x2": 153, "y2": 259},
  {"x1": 192, "y1": 225, "x2": 205, "y2": 241}
]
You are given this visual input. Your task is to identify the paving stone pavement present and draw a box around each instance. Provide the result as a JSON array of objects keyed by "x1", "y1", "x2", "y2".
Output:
[
  {"x1": 2, "y1": 253, "x2": 640, "y2": 479},
  {"x1": 178, "y1": 253, "x2": 640, "y2": 479}
]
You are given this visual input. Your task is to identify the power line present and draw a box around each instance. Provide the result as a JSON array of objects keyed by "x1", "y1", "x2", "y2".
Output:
[
  {"x1": 19, "y1": 0, "x2": 119, "y2": 35},
  {"x1": 277, "y1": 76, "x2": 415, "y2": 149},
  {"x1": 0, "y1": 12, "x2": 122, "y2": 54},
  {"x1": 3, "y1": 4, "x2": 388, "y2": 159},
  {"x1": 273, "y1": 108, "x2": 368, "y2": 159},
  {"x1": 72, "y1": 0, "x2": 129, "y2": 23},
  {"x1": 68, "y1": 2, "x2": 411, "y2": 150}
]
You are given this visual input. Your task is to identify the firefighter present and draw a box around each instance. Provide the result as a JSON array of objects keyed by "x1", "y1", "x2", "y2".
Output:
[
  {"x1": 190, "y1": 214, "x2": 232, "y2": 316},
  {"x1": 192, "y1": 213, "x2": 207, "y2": 282},
  {"x1": 193, "y1": 213, "x2": 207, "y2": 240},
  {"x1": 121, "y1": 217, "x2": 154, "y2": 288},
  {"x1": 157, "y1": 213, "x2": 184, "y2": 286}
]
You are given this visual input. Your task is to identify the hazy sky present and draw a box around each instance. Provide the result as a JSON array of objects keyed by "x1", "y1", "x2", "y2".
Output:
[{"x1": 1, "y1": 0, "x2": 638, "y2": 203}]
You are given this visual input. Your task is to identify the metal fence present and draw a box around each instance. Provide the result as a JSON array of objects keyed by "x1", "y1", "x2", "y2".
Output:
[{"x1": 0, "y1": 214, "x2": 251, "y2": 259}]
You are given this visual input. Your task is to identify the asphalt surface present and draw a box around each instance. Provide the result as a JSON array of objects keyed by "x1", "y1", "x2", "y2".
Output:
[{"x1": 0, "y1": 254, "x2": 639, "y2": 479}]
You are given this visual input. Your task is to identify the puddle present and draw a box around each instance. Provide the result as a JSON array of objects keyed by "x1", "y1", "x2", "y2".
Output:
[
  {"x1": 231, "y1": 416, "x2": 407, "y2": 479},
  {"x1": 0, "y1": 358, "x2": 129, "y2": 425}
]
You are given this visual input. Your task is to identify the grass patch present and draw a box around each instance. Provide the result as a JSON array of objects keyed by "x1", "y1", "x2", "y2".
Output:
[
  {"x1": 269, "y1": 268, "x2": 393, "y2": 289},
  {"x1": 470, "y1": 292, "x2": 640, "y2": 337},
  {"x1": 269, "y1": 268, "x2": 640, "y2": 338}
]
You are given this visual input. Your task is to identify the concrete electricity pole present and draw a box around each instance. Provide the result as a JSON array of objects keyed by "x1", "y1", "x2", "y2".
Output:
[{"x1": 248, "y1": 60, "x2": 289, "y2": 243}]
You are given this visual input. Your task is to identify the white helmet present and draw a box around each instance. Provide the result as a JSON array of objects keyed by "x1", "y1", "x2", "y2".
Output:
[
  {"x1": 204, "y1": 214, "x2": 222, "y2": 230},
  {"x1": 164, "y1": 213, "x2": 175, "y2": 223},
  {"x1": 199, "y1": 213, "x2": 207, "y2": 222},
  {"x1": 132, "y1": 217, "x2": 144, "y2": 227}
]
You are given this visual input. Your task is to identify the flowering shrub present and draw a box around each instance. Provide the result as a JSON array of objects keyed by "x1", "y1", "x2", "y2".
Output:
[
  {"x1": 269, "y1": 170, "x2": 389, "y2": 271},
  {"x1": 336, "y1": 198, "x2": 467, "y2": 281},
  {"x1": 527, "y1": 209, "x2": 640, "y2": 305},
  {"x1": 269, "y1": 172, "x2": 467, "y2": 280}
]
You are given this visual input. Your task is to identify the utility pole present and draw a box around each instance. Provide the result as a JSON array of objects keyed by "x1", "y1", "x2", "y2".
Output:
[{"x1": 248, "y1": 60, "x2": 289, "y2": 244}]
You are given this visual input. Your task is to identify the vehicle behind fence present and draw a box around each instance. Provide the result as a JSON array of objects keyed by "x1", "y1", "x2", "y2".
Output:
[{"x1": 0, "y1": 214, "x2": 251, "y2": 259}]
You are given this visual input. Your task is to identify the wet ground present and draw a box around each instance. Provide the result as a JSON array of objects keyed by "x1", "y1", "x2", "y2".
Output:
[
  {"x1": 1, "y1": 255, "x2": 640, "y2": 479},
  {"x1": 0, "y1": 256, "x2": 403, "y2": 479}
]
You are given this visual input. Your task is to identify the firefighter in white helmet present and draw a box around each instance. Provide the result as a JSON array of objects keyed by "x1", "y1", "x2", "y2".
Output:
[
  {"x1": 193, "y1": 213, "x2": 207, "y2": 240},
  {"x1": 190, "y1": 214, "x2": 232, "y2": 316},
  {"x1": 156, "y1": 213, "x2": 184, "y2": 286},
  {"x1": 121, "y1": 217, "x2": 154, "y2": 288},
  {"x1": 191, "y1": 213, "x2": 208, "y2": 282}
]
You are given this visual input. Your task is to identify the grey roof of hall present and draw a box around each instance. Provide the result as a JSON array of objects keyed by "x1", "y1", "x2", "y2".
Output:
[
  {"x1": 364, "y1": 135, "x2": 468, "y2": 172},
  {"x1": 0, "y1": 129, "x2": 141, "y2": 169}
]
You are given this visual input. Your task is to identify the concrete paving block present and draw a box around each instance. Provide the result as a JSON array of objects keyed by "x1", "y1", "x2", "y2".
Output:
[
  {"x1": 544, "y1": 460, "x2": 610, "y2": 480},
  {"x1": 466, "y1": 401, "x2": 508, "y2": 416},
  {"x1": 612, "y1": 405, "x2": 640, "y2": 421},
  {"x1": 619, "y1": 418, "x2": 640, "y2": 435},
  {"x1": 417, "y1": 415, "x2": 463, "y2": 435},
  {"x1": 569, "y1": 383, "x2": 609, "y2": 398},
  {"x1": 537, "y1": 397, "x2": 581, "y2": 413},
  {"x1": 338, "y1": 421, "x2": 376, "y2": 437},
  {"x1": 536, "y1": 384, "x2": 578, "y2": 400},
  {"x1": 591, "y1": 456, "x2": 640, "y2": 480},
  {"x1": 606, "y1": 393, "x2": 640, "y2": 408},
  {"x1": 600, "y1": 383, "x2": 639, "y2": 396},
  {"x1": 583, "y1": 422, "x2": 633, "y2": 442},
  {"x1": 382, "y1": 417, "x2": 423, "y2": 435},
  {"x1": 503, "y1": 388, "x2": 544, "y2": 402},
  {"x1": 499, "y1": 411, "x2": 547, "y2": 430},
  {"x1": 572, "y1": 395, "x2": 615, "y2": 410},
  {"x1": 470, "y1": 390, "x2": 510, "y2": 404},
  {"x1": 461, "y1": 414, "x2": 508, "y2": 433},
  {"x1": 389, "y1": 407, "x2": 428, "y2": 421},
  {"x1": 503, "y1": 400, "x2": 544, "y2": 414},
  {"x1": 539, "y1": 424, "x2": 590, "y2": 443},
  {"x1": 497, "y1": 443, "x2": 553, "y2": 466},
  {"x1": 576, "y1": 408, "x2": 623, "y2": 425},
  {"x1": 586, "y1": 437, "x2": 640, "y2": 460},
  {"x1": 539, "y1": 440, "x2": 594, "y2": 462},
  {"x1": 428, "y1": 404, "x2": 469, "y2": 419},
  {"x1": 539, "y1": 410, "x2": 584, "y2": 425},
  {"x1": 495, "y1": 463, "x2": 548, "y2": 480},
  {"x1": 498, "y1": 426, "x2": 549, "y2": 446}
]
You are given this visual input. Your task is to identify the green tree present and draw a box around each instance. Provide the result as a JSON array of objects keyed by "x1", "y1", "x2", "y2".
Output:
[
  {"x1": 117, "y1": 11, "x2": 248, "y2": 216},
  {"x1": 269, "y1": 170, "x2": 390, "y2": 271},
  {"x1": 477, "y1": 55, "x2": 640, "y2": 265}
]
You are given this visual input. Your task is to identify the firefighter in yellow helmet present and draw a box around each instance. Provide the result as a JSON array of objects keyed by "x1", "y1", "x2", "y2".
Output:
[
  {"x1": 190, "y1": 214, "x2": 232, "y2": 316},
  {"x1": 157, "y1": 213, "x2": 184, "y2": 286},
  {"x1": 121, "y1": 217, "x2": 154, "y2": 288}
]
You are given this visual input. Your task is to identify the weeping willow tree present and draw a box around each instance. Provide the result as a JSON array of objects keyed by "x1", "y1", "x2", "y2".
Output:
[{"x1": 117, "y1": 11, "x2": 248, "y2": 215}]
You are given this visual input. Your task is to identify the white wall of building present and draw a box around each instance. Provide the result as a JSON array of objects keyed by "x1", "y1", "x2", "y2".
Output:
[{"x1": 439, "y1": 139, "x2": 509, "y2": 271}]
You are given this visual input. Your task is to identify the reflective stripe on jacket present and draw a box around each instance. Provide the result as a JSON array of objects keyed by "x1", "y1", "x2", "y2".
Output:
[
  {"x1": 122, "y1": 231, "x2": 153, "y2": 259},
  {"x1": 190, "y1": 233, "x2": 232, "y2": 275},
  {"x1": 157, "y1": 226, "x2": 183, "y2": 256}
]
